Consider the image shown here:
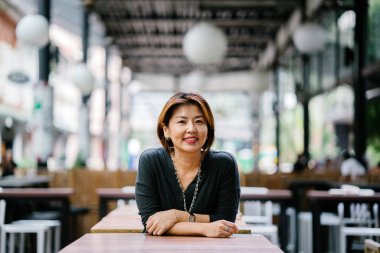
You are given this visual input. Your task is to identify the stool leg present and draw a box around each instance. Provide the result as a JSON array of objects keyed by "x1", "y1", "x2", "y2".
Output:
[
  {"x1": 9, "y1": 233, "x2": 15, "y2": 253},
  {"x1": 54, "y1": 226, "x2": 61, "y2": 253},
  {"x1": 46, "y1": 229, "x2": 52, "y2": 253},
  {"x1": 18, "y1": 233, "x2": 25, "y2": 253},
  {"x1": 335, "y1": 226, "x2": 340, "y2": 253},
  {"x1": 273, "y1": 232, "x2": 279, "y2": 246},
  {"x1": 340, "y1": 229, "x2": 346, "y2": 253},
  {"x1": 1, "y1": 231, "x2": 6, "y2": 253},
  {"x1": 37, "y1": 231, "x2": 45, "y2": 253}
]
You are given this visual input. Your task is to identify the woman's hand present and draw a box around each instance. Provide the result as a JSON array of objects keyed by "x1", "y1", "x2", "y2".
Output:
[
  {"x1": 146, "y1": 209, "x2": 178, "y2": 235},
  {"x1": 201, "y1": 220, "x2": 238, "y2": 238}
]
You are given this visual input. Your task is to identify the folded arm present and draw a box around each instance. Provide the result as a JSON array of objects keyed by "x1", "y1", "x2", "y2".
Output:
[{"x1": 146, "y1": 209, "x2": 238, "y2": 237}]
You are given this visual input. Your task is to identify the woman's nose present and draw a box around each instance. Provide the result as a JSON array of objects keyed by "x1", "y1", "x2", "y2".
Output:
[{"x1": 186, "y1": 122, "x2": 196, "y2": 132}]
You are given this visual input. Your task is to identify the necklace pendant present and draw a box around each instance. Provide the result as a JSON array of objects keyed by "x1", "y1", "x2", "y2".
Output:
[{"x1": 171, "y1": 154, "x2": 202, "y2": 214}]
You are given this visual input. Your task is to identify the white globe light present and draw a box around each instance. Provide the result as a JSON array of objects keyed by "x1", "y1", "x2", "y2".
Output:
[
  {"x1": 72, "y1": 64, "x2": 95, "y2": 96},
  {"x1": 292, "y1": 23, "x2": 328, "y2": 54},
  {"x1": 183, "y1": 22, "x2": 228, "y2": 65},
  {"x1": 16, "y1": 14, "x2": 49, "y2": 47}
]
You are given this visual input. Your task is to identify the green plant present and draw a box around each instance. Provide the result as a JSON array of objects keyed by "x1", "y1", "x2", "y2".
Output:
[{"x1": 16, "y1": 158, "x2": 37, "y2": 170}]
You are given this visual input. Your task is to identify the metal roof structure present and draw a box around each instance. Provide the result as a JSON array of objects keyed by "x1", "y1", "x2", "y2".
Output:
[
  {"x1": 4, "y1": 0, "x2": 353, "y2": 76},
  {"x1": 90, "y1": 0, "x2": 336, "y2": 75}
]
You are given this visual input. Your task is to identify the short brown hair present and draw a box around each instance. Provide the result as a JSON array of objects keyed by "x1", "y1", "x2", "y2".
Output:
[{"x1": 157, "y1": 92, "x2": 215, "y2": 152}]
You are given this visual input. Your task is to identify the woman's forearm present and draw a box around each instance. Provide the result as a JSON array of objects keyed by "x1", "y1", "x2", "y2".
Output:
[
  {"x1": 165, "y1": 210, "x2": 211, "y2": 236},
  {"x1": 174, "y1": 210, "x2": 210, "y2": 223},
  {"x1": 166, "y1": 221, "x2": 208, "y2": 236},
  {"x1": 165, "y1": 219, "x2": 239, "y2": 238}
]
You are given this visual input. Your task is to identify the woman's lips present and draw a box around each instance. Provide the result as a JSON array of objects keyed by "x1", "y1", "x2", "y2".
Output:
[{"x1": 184, "y1": 137, "x2": 198, "y2": 144}]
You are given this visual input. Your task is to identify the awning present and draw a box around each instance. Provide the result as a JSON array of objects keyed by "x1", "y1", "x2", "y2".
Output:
[{"x1": 0, "y1": 10, "x2": 17, "y2": 47}]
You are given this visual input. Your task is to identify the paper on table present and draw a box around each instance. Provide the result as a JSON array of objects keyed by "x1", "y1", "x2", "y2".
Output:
[
  {"x1": 241, "y1": 187, "x2": 269, "y2": 195},
  {"x1": 121, "y1": 186, "x2": 135, "y2": 193},
  {"x1": 328, "y1": 184, "x2": 375, "y2": 196}
]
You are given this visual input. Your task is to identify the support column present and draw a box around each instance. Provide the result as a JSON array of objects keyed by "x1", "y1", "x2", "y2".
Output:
[
  {"x1": 273, "y1": 63, "x2": 281, "y2": 170},
  {"x1": 302, "y1": 54, "x2": 310, "y2": 160},
  {"x1": 77, "y1": 3, "x2": 92, "y2": 166},
  {"x1": 250, "y1": 93, "x2": 261, "y2": 171},
  {"x1": 353, "y1": 0, "x2": 368, "y2": 167},
  {"x1": 103, "y1": 45, "x2": 110, "y2": 168},
  {"x1": 33, "y1": 0, "x2": 53, "y2": 168}
]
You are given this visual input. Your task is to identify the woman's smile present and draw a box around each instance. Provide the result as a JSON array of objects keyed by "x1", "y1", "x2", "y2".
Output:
[
  {"x1": 183, "y1": 136, "x2": 199, "y2": 144},
  {"x1": 163, "y1": 104, "x2": 208, "y2": 154}
]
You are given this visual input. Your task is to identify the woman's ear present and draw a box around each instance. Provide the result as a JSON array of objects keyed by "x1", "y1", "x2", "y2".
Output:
[{"x1": 163, "y1": 125, "x2": 169, "y2": 139}]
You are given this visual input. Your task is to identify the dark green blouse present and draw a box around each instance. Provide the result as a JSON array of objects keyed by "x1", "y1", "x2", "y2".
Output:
[{"x1": 135, "y1": 147, "x2": 240, "y2": 228}]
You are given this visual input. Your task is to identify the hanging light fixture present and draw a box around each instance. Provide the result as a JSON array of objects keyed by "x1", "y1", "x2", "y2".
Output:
[
  {"x1": 292, "y1": 23, "x2": 328, "y2": 54},
  {"x1": 16, "y1": 14, "x2": 49, "y2": 48},
  {"x1": 72, "y1": 63, "x2": 95, "y2": 97},
  {"x1": 183, "y1": 22, "x2": 227, "y2": 65}
]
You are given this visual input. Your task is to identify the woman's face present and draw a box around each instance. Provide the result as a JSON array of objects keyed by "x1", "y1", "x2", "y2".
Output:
[{"x1": 163, "y1": 104, "x2": 208, "y2": 155}]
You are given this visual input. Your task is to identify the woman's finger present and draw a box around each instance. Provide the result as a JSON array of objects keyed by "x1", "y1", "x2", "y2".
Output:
[
  {"x1": 153, "y1": 226, "x2": 163, "y2": 236},
  {"x1": 219, "y1": 229, "x2": 232, "y2": 237},
  {"x1": 148, "y1": 223, "x2": 157, "y2": 234},
  {"x1": 146, "y1": 220, "x2": 153, "y2": 231},
  {"x1": 224, "y1": 225, "x2": 235, "y2": 235},
  {"x1": 223, "y1": 221, "x2": 238, "y2": 233},
  {"x1": 156, "y1": 228, "x2": 164, "y2": 236}
]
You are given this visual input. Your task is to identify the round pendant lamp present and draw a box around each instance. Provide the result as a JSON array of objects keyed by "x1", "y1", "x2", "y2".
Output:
[
  {"x1": 292, "y1": 23, "x2": 328, "y2": 54},
  {"x1": 72, "y1": 63, "x2": 95, "y2": 97},
  {"x1": 16, "y1": 14, "x2": 50, "y2": 48},
  {"x1": 183, "y1": 22, "x2": 227, "y2": 65}
]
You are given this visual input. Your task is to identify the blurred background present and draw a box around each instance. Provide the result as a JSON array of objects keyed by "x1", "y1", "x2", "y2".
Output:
[
  {"x1": 1, "y1": 0, "x2": 380, "y2": 251},
  {"x1": 0, "y1": 0, "x2": 378, "y2": 175}
]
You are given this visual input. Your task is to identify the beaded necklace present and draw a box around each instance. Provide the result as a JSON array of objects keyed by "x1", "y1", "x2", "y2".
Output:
[{"x1": 171, "y1": 154, "x2": 202, "y2": 213}]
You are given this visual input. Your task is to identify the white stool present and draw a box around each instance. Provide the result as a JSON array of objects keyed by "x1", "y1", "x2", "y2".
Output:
[
  {"x1": 340, "y1": 227, "x2": 380, "y2": 253},
  {"x1": 1, "y1": 224, "x2": 49, "y2": 253},
  {"x1": 12, "y1": 220, "x2": 61, "y2": 253},
  {"x1": 0, "y1": 200, "x2": 51, "y2": 253},
  {"x1": 243, "y1": 200, "x2": 279, "y2": 245},
  {"x1": 250, "y1": 225, "x2": 279, "y2": 245}
]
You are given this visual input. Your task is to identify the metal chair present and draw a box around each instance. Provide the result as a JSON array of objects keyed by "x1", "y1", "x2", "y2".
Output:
[
  {"x1": 241, "y1": 187, "x2": 279, "y2": 245},
  {"x1": 0, "y1": 199, "x2": 58, "y2": 253},
  {"x1": 12, "y1": 219, "x2": 61, "y2": 253},
  {"x1": 339, "y1": 203, "x2": 380, "y2": 253}
]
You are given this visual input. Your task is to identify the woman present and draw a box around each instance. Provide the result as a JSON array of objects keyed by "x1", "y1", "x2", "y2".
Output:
[
  {"x1": 0, "y1": 149, "x2": 17, "y2": 177},
  {"x1": 135, "y1": 92, "x2": 240, "y2": 238}
]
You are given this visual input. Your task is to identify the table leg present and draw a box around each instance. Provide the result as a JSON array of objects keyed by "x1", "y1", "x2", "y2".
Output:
[
  {"x1": 61, "y1": 198, "x2": 71, "y2": 247},
  {"x1": 99, "y1": 198, "x2": 108, "y2": 220},
  {"x1": 311, "y1": 201, "x2": 322, "y2": 253},
  {"x1": 279, "y1": 203, "x2": 288, "y2": 251}
]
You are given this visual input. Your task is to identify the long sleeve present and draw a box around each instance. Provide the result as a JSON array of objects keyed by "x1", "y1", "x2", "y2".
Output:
[
  {"x1": 208, "y1": 152, "x2": 240, "y2": 222},
  {"x1": 135, "y1": 149, "x2": 162, "y2": 228}
]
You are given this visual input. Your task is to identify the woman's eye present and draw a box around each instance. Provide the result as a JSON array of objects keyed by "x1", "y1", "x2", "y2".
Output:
[
  {"x1": 195, "y1": 120, "x2": 204, "y2": 124},
  {"x1": 177, "y1": 120, "x2": 186, "y2": 124}
]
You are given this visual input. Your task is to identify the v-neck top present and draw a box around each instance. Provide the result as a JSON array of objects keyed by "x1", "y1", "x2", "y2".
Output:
[{"x1": 135, "y1": 147, "x2": 241, "y2": 228}]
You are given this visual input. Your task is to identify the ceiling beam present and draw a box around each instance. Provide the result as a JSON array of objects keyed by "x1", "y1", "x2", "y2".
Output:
[
  {"x1": 200, "y1": 0, "x2": 298, "y2": 8},
  {"x1": 105, "y1": 18, "x2": 282, "y2": 28},
  {"x1": 128, "y1": 64, "x2": 252, "y2": 75},
  {"x1": 114, "y1": 34, "x2": 270, "y2": 45},
  {"x1": 124, "y1": 57, "x2": 253, "y2": 66},
  {"x1": 119, "y1": 47, "x2": 261, "y2": 57}
]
